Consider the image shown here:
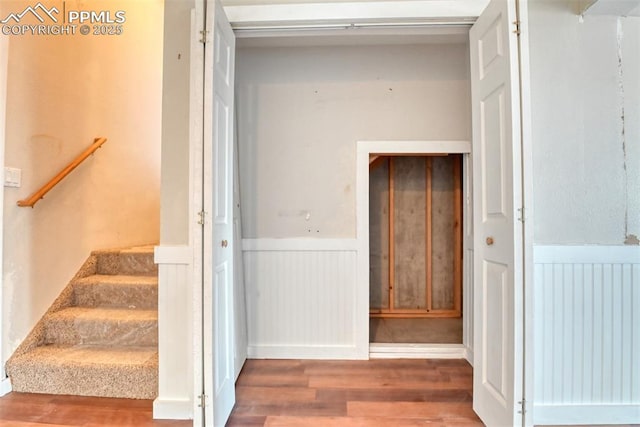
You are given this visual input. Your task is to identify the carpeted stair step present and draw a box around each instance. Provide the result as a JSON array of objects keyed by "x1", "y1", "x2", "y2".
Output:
[
  {"x1": 44, "y1": 307, "x2": 157, "y2": 347},
  {"x1": 95, "y1": 246, "x2": 157, "y2": 276},
  {"x1": 6, "y1": 344, "x2": 157, "y2": 399},
  {"x1": 73, "y1": 275, "x2": 157, "y2": 309}
]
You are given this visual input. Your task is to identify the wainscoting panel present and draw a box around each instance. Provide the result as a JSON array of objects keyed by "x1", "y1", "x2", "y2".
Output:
[
  {"x1": 243, "y1": 239, "x2": 358, "y2": 359},
  {"x1": 533, "y1": 245, "x2": 640, "y2": 425},
  {"x1": 154, "y1": 245, "x2": 193, "y2": 420}
]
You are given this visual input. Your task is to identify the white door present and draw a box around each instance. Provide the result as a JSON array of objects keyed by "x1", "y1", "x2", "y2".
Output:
[
  {"x1": 470, "y1": 0, "x2": 524, "y2": 425},
  {"x1": 202, "y1": 1, "x2": 237, "y2": 425}
]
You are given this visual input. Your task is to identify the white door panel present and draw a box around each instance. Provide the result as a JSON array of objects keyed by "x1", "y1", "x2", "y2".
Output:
[
  {"x1": 470, "y1": 0, "x2": 524, "y2": 425},
  {"x1": 203, "y1": 1, "x2": 236, "y2": 426}
]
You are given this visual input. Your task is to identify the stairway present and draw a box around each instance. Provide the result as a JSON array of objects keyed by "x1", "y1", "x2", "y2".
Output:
[{"x1": 6, "y1": 246, "x2": 158, "y2": 399}]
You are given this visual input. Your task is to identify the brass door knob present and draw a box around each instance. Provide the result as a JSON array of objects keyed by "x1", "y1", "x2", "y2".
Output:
[
  {"x1": 221, "y1": 240, "x2": 228, "y2": 248},
  {"x1": 486, "y1": 237, "x2": 494, "y2": 246}
]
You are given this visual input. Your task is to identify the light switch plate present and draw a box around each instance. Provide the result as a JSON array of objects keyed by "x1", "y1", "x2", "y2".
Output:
[{"x1": 4, "y1": 167, "x2": 22, "y2": 188}]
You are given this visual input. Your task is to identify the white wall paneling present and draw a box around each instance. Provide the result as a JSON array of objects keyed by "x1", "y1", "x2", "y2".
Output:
[
  {"x1": 243, "y1": 239, "x2": 359, "y2": 359},
  {"x1": 153, "y1": 245, "x2": 193, "y2": 420},
  {"x1": 533, "y1": 245, "x2": 640, "y2": 425}
]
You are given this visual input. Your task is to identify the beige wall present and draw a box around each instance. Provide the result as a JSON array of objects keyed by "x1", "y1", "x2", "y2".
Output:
[
  {"x1": 0, "y1": 34, "x2": 8, "y2": 377},
  {"x1": 236, "y1": 42, "x2": 471, "y2": 238},
  {"x1": 161, "y1": 0, "x2": 196, "y2": 245},
  {"x1": 1, "y1": 0, "x2": 163, "y2": 361}
]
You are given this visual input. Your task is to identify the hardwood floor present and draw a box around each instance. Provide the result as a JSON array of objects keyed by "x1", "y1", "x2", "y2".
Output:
[
  {"x1": 0, "y1": 393, "x2": 190, "y2": 427},
  {"x1": 228, "y1": 359, "x2": 482, "y2": 426},
  {"x1": 0, "y1": 359, "x2": 481, "y2": 426}
]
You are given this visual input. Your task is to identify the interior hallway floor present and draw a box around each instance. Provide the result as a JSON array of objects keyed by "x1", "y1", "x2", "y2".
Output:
[
  {"x1": 228, "y1": 358, "x2": 481, "y2": 426},
  {"x1": 369, "y1": 317, "x2": 463, "y2": 344}
]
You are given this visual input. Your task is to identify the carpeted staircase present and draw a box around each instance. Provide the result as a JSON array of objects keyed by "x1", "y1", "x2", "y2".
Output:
[{"x1": 6, "y1": 246, "x2": 158, "y2": 399}]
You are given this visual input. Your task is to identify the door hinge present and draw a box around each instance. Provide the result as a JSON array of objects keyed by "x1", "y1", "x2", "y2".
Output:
[
  {"x1": 197, "y1": 210, "x2": 207, "y2": 225},
  {"x1": 517, "y1": 207, "x2": 525, "y2": 223},
  {"x1": 197, "y1": 393, "x2": 208, "y2": 408},
  {"x1": 513, "y1": 20, "x2": 521, "y2": 36},
  {"x1": 199, "y1": 29, "x2": 209, "y2": 44},
  {"x1": 517, "y1": 398, "x2": 526, "y2": 414}
]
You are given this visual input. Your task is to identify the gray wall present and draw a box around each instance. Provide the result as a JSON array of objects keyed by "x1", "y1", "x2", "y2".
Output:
[
  {"x1": 236, "y1": 43, "x2": 471, "y2": 238},
  {"x1": 528, "y1": 0, "x2": 640, "y2": 245}
]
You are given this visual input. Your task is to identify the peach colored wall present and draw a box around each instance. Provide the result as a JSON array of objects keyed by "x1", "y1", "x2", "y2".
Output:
[{"x1": 1, "y1": 0, "x2": 163, "y2": 362}]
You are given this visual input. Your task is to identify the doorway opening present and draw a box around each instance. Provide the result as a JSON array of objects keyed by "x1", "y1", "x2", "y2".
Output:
[
  {"x1": 369, "y1": 154, "x2": 463, "y2": 345},
  {"x1": 355, "y1": 141, "x2": 472, "y2": 359}
]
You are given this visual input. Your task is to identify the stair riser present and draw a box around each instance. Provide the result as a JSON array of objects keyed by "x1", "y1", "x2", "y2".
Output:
[
  {"x1": 74, "y1": 283, "x2": 158, "y2": 309},
  {"x1": 96, "y1": 252, "x2": 157, "y2": 276},
  {"x1": 44, "y1": 319, "x2": 158, "y2": 347},
  {"x1": 8, "y1": 363, "x2": 157, "y2": 399}
]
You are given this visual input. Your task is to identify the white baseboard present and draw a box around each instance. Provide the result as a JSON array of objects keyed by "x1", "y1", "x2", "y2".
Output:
[
  {"x1": 369, "y1": 343, "x2": 466, "y2": 359},
  {"x1": 248, "y1": 345, "x2": 363, "y2": 360},
  {"x1": 0, "y1": 378, "x2": 11, "y2": 396},
  {"x1": 464, "y1": 347, "x2": 474, "y2": 365},
  {"x1": 534, "y1": 404, "x2": 640, "y2": 425},
  {"x1": 153, "y1": 397, "x2": 192, "y2": 420}
]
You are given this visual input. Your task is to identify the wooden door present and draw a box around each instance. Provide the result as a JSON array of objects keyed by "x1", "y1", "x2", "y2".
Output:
[{"x1": 470, "y1": 0, "x2": 525, "y2": 425}]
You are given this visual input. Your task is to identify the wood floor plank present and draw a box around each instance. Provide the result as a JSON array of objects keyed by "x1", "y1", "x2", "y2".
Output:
[
  {"x1": 0, "y1": 423, "x2": 71, "y2": 427},
  {"x1": 233, "y1": 401, "x2": 347, "y2": 417},
  {"x1": 0, "y1": 393, "x2": 191, "y2": 427},
  {"x1": 264, "y1": 415, "x2": 483, "y2": 427},
  {"x1": 236, "y1": 373, "x2": 309, "y2": 387},
  {"x1": 235, "y1": 386, "x2": 317, "y2": 403},
  {"x1": 347, "y1": 401, "x2": 480, "y2": 419},
  {"x1": 307, "y1": 374, "x2": 472, "y2": 390},
  {"x1": 226, "y1": 415, "x2": 267, "y2": 426},
  {"x1": 315, "y1": 388, "x2": 473, "y2": 403},
  {"x1": 229, "y1": 358, "x2": 481, "y2": 426}
]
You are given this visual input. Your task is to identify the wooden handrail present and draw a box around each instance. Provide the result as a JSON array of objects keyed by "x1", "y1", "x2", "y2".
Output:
[{"x1": 17, "y1": 137, "x2": 108, "y2": 208}]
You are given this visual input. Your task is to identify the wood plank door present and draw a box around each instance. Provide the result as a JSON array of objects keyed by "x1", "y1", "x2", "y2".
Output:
[
  {"x1": 202, "y1": 1, "x2": 237, "y2": 425},
  {"x1": 470, "y1": 0, "x2": 525, "y2": 425}
]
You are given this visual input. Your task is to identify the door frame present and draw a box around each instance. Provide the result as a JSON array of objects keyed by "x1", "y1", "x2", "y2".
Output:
[{"x1": 355, "y1": 140, "x2": 472, "y2": 359}]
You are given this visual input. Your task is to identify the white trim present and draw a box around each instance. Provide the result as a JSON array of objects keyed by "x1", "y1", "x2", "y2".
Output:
[
  {"x1": 225, "y1": 1, "x2": 490, "y2": 26},
  {"x1": 248, "y1": 345, "x2": 360, "y2": 360},
  {"x1": 518, "y1": 1, "x2": 535, "y2": 424},
  {"x1": 362, "y1": 140, "x2": 470, "y2": 154},
  {"x1": 533, "y1": 404, "x2": 640, "y2": 425},
  {"x1": 533, "y1": 244, "x2": 640, "y2": 264},
  {"x1": 188, "y1": 4, "x2": 205, "y2": 426},
  {"x1": 153, "y1": 398, "x2": 192, "y2": 421},
  {"x1": 356, "y1": 140, "x2": 473, "y2": 362},
  {"x1": 369, "y1": 343, "x2": 467, "y2": 359},
  {"x1": 0, "y1": 378, "x2": 11, "y2": 396},
  {"x1": 464, "y1": 348, "x2": 474, "y2": 365},
  {"x1": 242, "y1": 238, "x2": 357, "y2": 252},
  {"x1": 154, "y1": 245, "x2": 191, "y2": 265}
]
